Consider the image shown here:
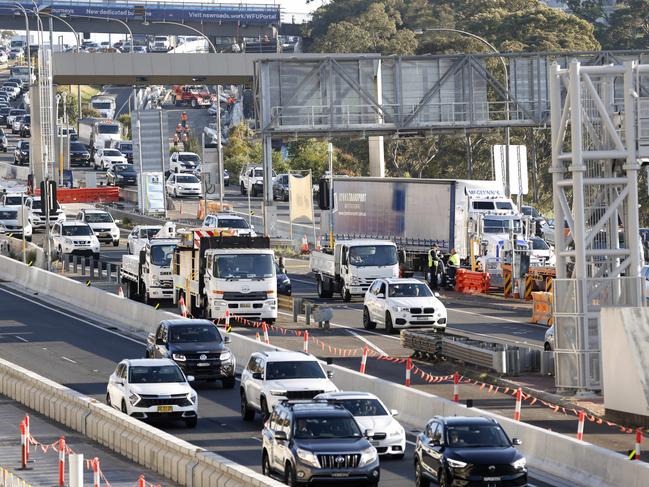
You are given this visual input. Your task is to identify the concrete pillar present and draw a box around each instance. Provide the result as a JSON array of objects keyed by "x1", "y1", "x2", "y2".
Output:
[
  {"x1": 368, "y1": 136, "x2": 385, "y2": 177},
  {"x1": 29, "y1": 85, "x2": 43, "y2": 188}
]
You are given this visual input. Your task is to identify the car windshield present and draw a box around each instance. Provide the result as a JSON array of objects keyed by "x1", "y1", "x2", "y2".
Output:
[
  {"x1": 119, "y1": 143, "x2": 133, "y2": 151},
  {"x1": 62, "y1": 225, "x2": 93, "y2": 236},
  {"x1": 0, "y1": 210, "x2": 17, "y2": 219},
  {"x1": 20, "y1": 142, "x2": 29, "y2": 150},
  {"x1": 150, "y1": 244, "x2": 176, "y2": 267},
  {"x1": 293, "y1": 417, "x2": 363, "y2": 440},
  {"x1": 265, "y1": 360, "x2": 325, "y2": 380},
  {"x1": 84, "y1": 212, "x2": 113, "y2": 223},
  {"x1": 128, "y1": 365, "x2": 185, "y2": 384},
  {"x1": 496, "y1": 201, "x2": 513, "y2": 210},
  {"x1": 113, "y1": 164, "x2": 132, "y2": 173},
  {"x1": 179, "y1": 154, "x2": 200, "y2": 162},
  {"x1": 216, "y1": 218, "x2": 249, "y2": 229},
  {"x1": 213, "y1": 253, "x2": 274, "y2": 279},
  {"x1": 22, "y1": 116, "x2": 30, "y2": 123},
  {"x1": 253, "y1": 169, "x2": 263, "y2": 177},
  {"x1": 92, "y1": 102, "x2": 112, "y2": 110},
  {"x1": 4, "y1": 196, "x2": 24, "y2": 205},
  {"x1": 169, "y1": 324, "x2": 222, "y2": 343},
  {"x1": 70, "y1": 142, "x2": 87, "y2": 151},
  {"x1": 348, "y1": 245, "x2": 398, "y2": 267},
  {"x1": 483, "y1": 218, "x2": 522, "y2": 234},
  {"x1": 531, "y1": 238, "x2": 549, "y2": 250},
  {"x1": 176, "y1": 175, "x2": 199, "y2": 183},
  {"x1": 388, "y1": 283, "x2": 433, "y2": 298},
  {"x1": 10, "y1": 110, "x2": 24, "y2": 116},
  {"x1": 446, "y1": 424, "x2": 511, "y2": 448},
  {"x1": 103, "y1": 150, "x2": 121, "y2": 157},
  {"x1": 141, "y1": 227, "x2": 162, "y2": 239},
  {"x1": 333, "y1": 398, "x2": 388, "y2": 417},
  {"x1": 30, "y1": 199, "x2": 59, "y2": 211},
  {"x1": 98, "y1": 125, "x2": 119, "y2": 134}
]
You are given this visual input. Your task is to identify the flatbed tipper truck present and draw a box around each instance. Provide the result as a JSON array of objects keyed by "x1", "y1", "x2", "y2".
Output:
[
  {"x1": 121, "y1": 237, "x2": 179, "y2": 303},
  {"x1": 172, "y1": 231, "x2": 277, "y2": 321}
]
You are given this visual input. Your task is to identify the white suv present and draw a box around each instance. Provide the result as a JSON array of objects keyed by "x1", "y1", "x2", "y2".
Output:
[
  {"x1": 170, "y1": 151, "x2": 200, "y2": 173},
  {"x1": 25, "y1": 196, "x2": 66, "y2": 229},
  {"x1": 363, "y1": 278, "x2": 447, "y2": 334},
  {"x1": 239, "y1": 165, "x2": 276, "y2": 197},
  {"x1": 240, "y1": 351, "x2": 338, "y2": 421},
  {"x1": 106, "y1": 358, "x2": 198, "y2": 428},
  {"x1": 76, "y1": 209, "x2": 120, "y2": 246},
  {"x1": 50, "y1": 221, "x2": 100, "y2": 259},
  {"x1": 202, "y1": 213, "x2": 256, "y2": 236}
]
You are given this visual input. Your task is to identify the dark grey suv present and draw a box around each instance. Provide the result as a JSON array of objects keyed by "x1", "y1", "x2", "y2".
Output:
[{"x1": 261, "y1": 400, "x2": 380, "y2": 486}]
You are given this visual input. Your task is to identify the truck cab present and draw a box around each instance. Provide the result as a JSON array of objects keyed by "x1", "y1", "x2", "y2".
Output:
[
  {"x1": 90, "y1": 95, "x2": 117, "y2": 119},
  {"x1": 311, "y1": 239, "x2": 400, "y2": 301},
  {"x1": 122, "y1": 238, "x2": 178, "y2": 303}
]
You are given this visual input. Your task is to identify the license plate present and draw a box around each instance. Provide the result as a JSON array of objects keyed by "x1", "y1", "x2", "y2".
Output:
[
  {"x1": 370, "y1": 440, "x2": 380, "y2": 446},
  {"x1": 483, "y1": 477, "x2": 501, "y2": 481},
  {"x1": 197, "y1": 362, "x2": 209, "y2": 367},
  {"x1": 157, "y1": 405, "x2": 173, "y2": 412},
  {"x1": 415, "y1": 316, "x2": 430, "y2": 320},
  {"x1": 240, "y1": 303, "x2": 252, "y2": 308},
  {"x1": 331, "y1": 473, "x2": 349, "y2": 478}
]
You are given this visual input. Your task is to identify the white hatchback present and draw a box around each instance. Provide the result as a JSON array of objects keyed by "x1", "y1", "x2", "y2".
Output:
[
  {"x1": 106, "y1": 358, "x2": 198, "y2": 427},
  {"x1": 166, "y1": 173, "x2": 202, "y2": 198},
  {"x1": 363, "y1": 278, "x2": 447, "y2": 333}
]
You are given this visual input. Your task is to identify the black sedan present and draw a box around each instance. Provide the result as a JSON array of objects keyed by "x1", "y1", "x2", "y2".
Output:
[
  {"x1": 272, "y1": 173, "x2": 289, "y2": 201},
  {"x1": 19, "y1": 114, "x2": 30, "y2": 138},
  {"x1": 107, "y1": 163, "x2": 137, "y2": 186},
  {"x1": 13, "y1": 140, "x2": 29, "y2": 166},
  {"x1": 69, "y1": 142, "x2": 91, "y2": 167},
  {"x1": 415, "y1": 416, "x2": 527, "y2": 487},
  {"x1": 0, "y1": 106, "x2": 11, "y2": 125}
]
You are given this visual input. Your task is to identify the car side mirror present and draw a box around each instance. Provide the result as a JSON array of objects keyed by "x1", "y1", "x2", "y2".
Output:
[
  {"x1": 326, "y1": 370, "x2": 335, "y2": 379},
  {"x1": 512, "y1": 438, "x2": 522, "y2": 446},
  {"x1": 252, "y1": 372, "x2": 263, "y2": 380},
  {"x1": 274, "y1": 430, "x2": 288, "y2": 441},
  {"x1": 376, "y1": 293, "x2": 384, "y2": 299},
  {"x1": 390, "y1": 409, "x2": 399, "y2": 417},
  {"x1": 156, "y1": 338, "x2": 165, "y2": 345},
  {"x1": 147, "y1": 332, "x2": 155, "y2": 343},
  {"x1": 434, "y1": 292, "x2": 441, "y2": 298},
  {"x1": 114, "y1": 219, "x2": 122, "y2": 225},
  {"x1": 364, "y1": 429, "x2": 375, "y2": 439},
  {"x1": 223, "y1": 335, "x2": 231, "y2": 344},
  {"x1": 186, "y1": 375, "x2": 195, "y2": 382}
]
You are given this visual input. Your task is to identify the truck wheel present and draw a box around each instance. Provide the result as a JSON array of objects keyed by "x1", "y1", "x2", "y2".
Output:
[
  {"x1": 385, "y1": 312, "x2": 395, "y2": 334},
  {"x1": 317, "y1": 277, "x2": 328, "y2": 298},
  {"x1": 341, "y1": 285, "x2": 351, "y2": 302},
  {"x1": 363, "y1": 307, "x2": 376, "y2": 330},
  {"x1": 222, "y1": 376, "x2": 235, "y2": 389}
]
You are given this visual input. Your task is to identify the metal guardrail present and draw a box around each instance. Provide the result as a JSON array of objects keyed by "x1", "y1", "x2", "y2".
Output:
[
  {"x1": 401, "y1": 329, "x2": 547, "y2": 376},
  {"x1": 61, "y1": 254, "x2": 121, "y2": 283}
]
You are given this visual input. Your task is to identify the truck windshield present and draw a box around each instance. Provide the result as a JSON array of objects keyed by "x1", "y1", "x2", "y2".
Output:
[
  {"x1": 4, "y1": 196, "x2": 25, "y2": 205},
  {"x1": 388, "y1": 283, "x2": 433, "y2": 298},
  {"x1": 92, "y1": 102, "x2": 113, "y2": 110},
  {"x1": 0, "y1": 210, "x2": 17, "y2": 219},
  {"x1": 98, "y1": 125, "x2": 119, "y2": 134},
  {"x1": 150, "y1": 244, "x2": 176, "y2": 267},
  {"x1": 483, "y1": 218, "x2": 522, "y2": 234},
  {"x1": 293, "y1": 417, "x2": 362, "y2": 440},
  {"x1": 496, "y1": 201, "x2": 513, "y2": 210},
  {"x1": 129, "y1": 365, "x2": 185, "y2": 384},
  {"x1": 213, "y1": 253, "x2": 274, "y2": 279},
  {"x1": 169, "y1": 324, "x2": 221, "y2": 343},
  {"x1": 348, "y1": 245, "x2": 397, "y2": 267},
  {"x1": 266, "y1": 360, "x2": 325, "y2": 380}
]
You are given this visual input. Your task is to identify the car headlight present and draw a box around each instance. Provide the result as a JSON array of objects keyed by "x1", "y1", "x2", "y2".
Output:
[
  {"x1": 269, "y1": 389, "x2": 287, "y2": 396},
  {"x1": 64, "y1": 238, "x2": 73, "y2": 245},
  {"x1": 390, "y1": 426, "x2": 404, "y2": 437},
  {"x1": 172, "y1": 353, "x2": 186, "y2": 362},
  {"x1": 394, "y1": 306, "x2": 408, "y2": 312},
  {"x1": 187, "y1": 391, "x2": 197, "y2": 405},
  {"x1": 128, "y1": 393, "x2": 140, "y2": 406},
  {"x1": 447, "y1": 458, "x2": 468, "y2": 469},
  {"x1": 358, "y1": 446, "x2": 378, "y2": 467},
  {"x1": 116, "y1": 174, "x2": 124, "y2": 179},
  {"x1": 219, "y1": 351, "x2": 232, "y2": 362},
  {"x1": 296, "y1": 448, "x2": 320, "y2": 468},
  {"x1": 512, "y1": 457, "x2": 526, "y2": 470}
]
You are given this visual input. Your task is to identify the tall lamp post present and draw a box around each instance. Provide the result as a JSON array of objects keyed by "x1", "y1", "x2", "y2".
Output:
[
  {"x1": 415, "y1": 28, "x2": 513, "y2": 202},
  {"x1": 12, "y1": 4, "x2": 31, "y2": 80}
]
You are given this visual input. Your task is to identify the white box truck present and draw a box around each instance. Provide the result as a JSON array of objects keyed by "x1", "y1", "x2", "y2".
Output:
[
  {"x1": 78, "y1": 118, "x2": 122, "y2": 156},
  {"x1": 90, "y1": 94, "x2": 117, "y2": 119}
]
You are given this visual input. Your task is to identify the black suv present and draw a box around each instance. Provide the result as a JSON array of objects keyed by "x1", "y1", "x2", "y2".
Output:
[
  {"x1": 415, "y1": 416, "x2": 527, "y2": 487},
  {"x1": 145, "y1": 319, "x2": 236, "y2": 388},
  {"x1": 113, "y1": 141, "x2": 134, "y2": 163},
  {"x1": 14, "y1": 140, "x2": 29, "y2": 166},
  {"x1": 69, "y1": 142, "x2": 91, "y2": 167},
  {"x1": 261, "y1": 400, "x2": 380, "y2": 486}
]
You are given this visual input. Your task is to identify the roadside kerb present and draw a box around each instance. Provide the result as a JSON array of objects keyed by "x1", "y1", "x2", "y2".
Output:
[{"x1": 1, "y1": 255, "x2": 647, "y2": 486}]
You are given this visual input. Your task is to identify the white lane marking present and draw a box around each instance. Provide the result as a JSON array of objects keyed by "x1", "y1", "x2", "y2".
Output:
[
  {"x1": 61, "y1": 356, "x2": 77, "y2": 364},
  {"x1": 345, "y1": 329, "x2": 387, "y2": 356},
  {"x1": 277, "y1": 311, "x2": 401, "y2": 342},
  {"x1": 250, "y1": 436, "x2": 262, "y2": 442},
  {"x1": 449, "y1": 307, "x2": 538, "y2": 326},
  {"x1": 405, "y1": 440, "x2": 416, "y2": 446},
  {"x1": 15, "y1": 336, "x2": 28, "y2": 342},
  {"x1": 289, "y1": 277, "x2": 315, "y2": 286},
  {"x1": 0, "y1": 286, "x2": 143, "y2": 345}
]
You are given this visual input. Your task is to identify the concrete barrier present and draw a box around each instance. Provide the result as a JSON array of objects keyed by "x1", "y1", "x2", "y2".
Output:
[
  {"x1": 1, "y1": 254, "x2": 648, "y2": 487},
  {"x1": 0, "y1": 161, "x2": 29, "y2": 181}
]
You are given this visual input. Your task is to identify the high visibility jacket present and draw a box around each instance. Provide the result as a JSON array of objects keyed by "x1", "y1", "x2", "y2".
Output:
[
  {"x1": 428, "y1": 250, "x2": 440, "y2": 268},
  {"x1": 181, "y1": 113, "x2": 188, "y2": 122},
  {"x1": 448, "y1": 253, "x2": 460, "y2": 267}
]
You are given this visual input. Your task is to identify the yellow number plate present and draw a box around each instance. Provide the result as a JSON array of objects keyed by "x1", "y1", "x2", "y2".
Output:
[{"x1": 157, "y1": 405, "x2": 173, "y2": 413}]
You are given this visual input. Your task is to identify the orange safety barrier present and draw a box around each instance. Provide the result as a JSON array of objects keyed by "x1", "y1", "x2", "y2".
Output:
[
  {"x1": 530, "y1": 291, "x2": 553, "y2": 325},
  {"x1": 454, "y1": 269, "x2": 490, "y2": 294},
  {"x1": 197, "y1": 199, "x2": 234, "y2": 220},
  {"x1": 35, "y1": 187, "x2": 120, "y2": 203}
]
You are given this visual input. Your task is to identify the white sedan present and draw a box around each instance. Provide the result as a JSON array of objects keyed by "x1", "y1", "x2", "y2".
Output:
[
  {"x1": 165, "y1": 173, "x2": 202, "y2": 198},
  {"x1": 363, "y1": 278, "x2": 447, "y2": 333},
  {"x1": 93, "y1": 148, "x2": 128, "y2": 170},
  {"x1": 127, "y1": 225, "x2": 162, "y2": 255},
  {"x1": 106, "y1": 358, "x2": 198, "y2": 427},
  {"x1": 314, "y1": 391, "x2": 406, "y2": 458}
]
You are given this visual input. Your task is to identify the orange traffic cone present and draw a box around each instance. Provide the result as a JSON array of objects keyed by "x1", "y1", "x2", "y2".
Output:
[
  {"x1": 179, "y1": 295, "x2": 188, "y2": 317},
  {"x1": 117, "y1": 286, "x2": 125, "y2": 298},
  {"x1": 300, "y1": 235, "x2": 309, "y2": 254}
]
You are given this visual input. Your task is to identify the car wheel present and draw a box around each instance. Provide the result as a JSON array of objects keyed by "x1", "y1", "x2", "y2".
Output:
[
  {"x1": 222, "y1": 376, "x2": 236, "y2": 389},
  {"x1": 121, "y1": 400, "x2": 129, "y2": 416},
  {"x1": 113, "y1": 239, "x2": 119, "y2": 247},
  {"x1": 240, "y1": 390, "x2": 255, "y2": 421},
  {"x1": 260, "y1": 397, "x2": 270, "y2": 421},
  {"x1": 386, "y1": 312, "x2": 395, "y2": 334},
  {"x1": 173, "y1": 188, "x2": 178, "y2": 198},
  {"x1": 240, "y1": 182, "x2": 246, "y2": 195},
  {"x1": 184, "y1": 417, "x2": 198, "y2": 428},
  {"x1": 544, "y1": 342, "x2": 552, "y2": 351},
  {"x1": 363, "y1": 307, "x2": 376, "y2": 330},
  {"x1": 105, "y1": 392, "x2": 112, "y2": 407},
  {"x1": 284, "y1": 462, "x2": 297, "y2": 487},
  {"x1": 438, "y1": 467, "x2": 450, "y2": 487},
  {"x1": 126, "y1": 243, "x2": 130, "y2": 254},
  {"x1": 261, "y1": 451, "x2": 273, "y2": 477},
  {"x1": 415, "y1": 460, "x2": 430, "y2": 487},
  {"x1": 342, "y1": 285, "x2": 351, "y2": 302},
  {"x1": 174, "y1": 167, "x2": 179, "y2": 174},
  {"x1": 57, "y1": 246, "x2": 63, "y2": 260}
]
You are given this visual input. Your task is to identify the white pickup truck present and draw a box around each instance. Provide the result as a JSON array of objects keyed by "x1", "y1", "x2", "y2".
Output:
[
  {"x1": 121, "y1": 237, "x2": 179, "y2": 304},
  {"x1": 310, "y1": 239, "x2": 400, "y2": 301}
]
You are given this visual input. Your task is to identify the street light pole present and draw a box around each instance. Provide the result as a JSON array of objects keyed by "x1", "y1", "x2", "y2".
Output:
[{"x1": 12, "y1": 4, "x2": 31, "y2": 81}]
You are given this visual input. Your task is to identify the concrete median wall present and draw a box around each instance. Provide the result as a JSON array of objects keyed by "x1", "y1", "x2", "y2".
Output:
[
  {"x1": 1, "y1": 254, "x2": 648, "y2": 487},
  {"x1": 0, "y1": 162, "x2": 29, "y2": 181}
]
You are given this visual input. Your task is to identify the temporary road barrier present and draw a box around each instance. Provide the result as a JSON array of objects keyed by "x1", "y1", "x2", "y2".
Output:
[
  {"x1": 514, "y1": 388, "x2": 522, "y2": 421},
  {"x1": 35, "y1": 187, "x2": 120, "y2": 203},
  {"x1": 300, "y1": 235, "x2": 309, "y2": 254},
  {"x1": 20, "y1": 421, "x2": 27, "y2": 470},
  {"x1": 524, "y1": 274, "x2": 534, "y2": 300},
  {"x1": 577, "y1": 411, "x2": 586, "y2": 441},
  {"x1": 503, "y1": 267, "x2": 513, "y2": 298},
  {"x1": 634, "y1": 429, "x2": 642, "y2": 460},
  {"x1": 303, "y1": 330, "x2": 309, "y2": 354},
  {"x1": 405, "y1": 358, "x2": 412, "y2": 387},
  {"x1": 359, "y1": 347, "x2": 368, "y2": 374},
  {"x1": 454, "y1": 269, "x2": 490, "y2": 294},
  {"x1": 58, "y1": 437, "x2": 65, "y2": 487},
  {"x1": 453, "y1": 371, "x2": 459, "y2": 402},
  {"x1": 530, "y1": 292, "x2": 553, "y2": 325},
  {"x1": 262, "y1": 322, "x2": 270, "y2": 344}
]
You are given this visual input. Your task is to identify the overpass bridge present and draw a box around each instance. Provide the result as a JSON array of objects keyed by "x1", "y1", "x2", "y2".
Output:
[{"x1": 0, "y1": 0, "x2": 281, "y2": 38}]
